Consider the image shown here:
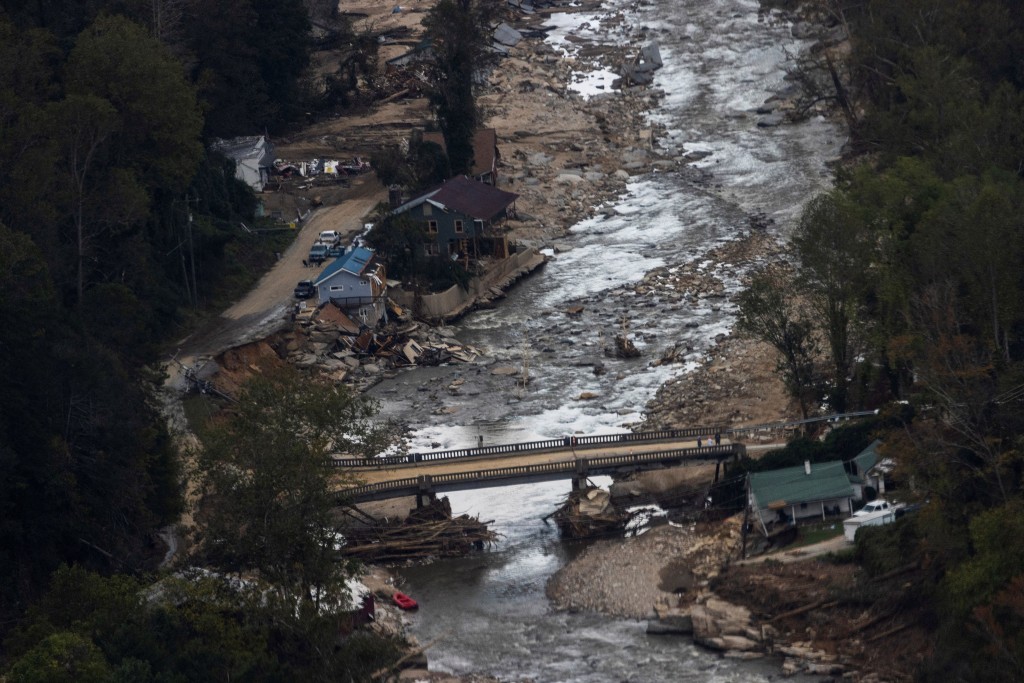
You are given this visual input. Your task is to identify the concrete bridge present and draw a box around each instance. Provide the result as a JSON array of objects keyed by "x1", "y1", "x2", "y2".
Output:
[{"x1": 331, "y1": 411, "x2": 877, "y2": 506}]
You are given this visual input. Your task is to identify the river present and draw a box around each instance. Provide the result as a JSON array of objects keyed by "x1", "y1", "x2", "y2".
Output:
[{"x1": 365, "y1": 0, "x2": 843, "y2": 679}]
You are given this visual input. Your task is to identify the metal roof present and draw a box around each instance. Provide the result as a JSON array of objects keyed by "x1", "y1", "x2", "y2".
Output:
[
  {"x1": 749, "y1": 460, "x2": 854, "y2": 508},
  {"x1": 848, "y1": 439, "x2": 882, "y2": 483},
  {"x1": 394, "y1": 175, "x2": 517, "y2": 221},
  {"x1": 314, "y1": 246, "x2": 375, "y2": 286},
  {"x1": 209, "y1": 135, "x2": 272, "y2": 165}
]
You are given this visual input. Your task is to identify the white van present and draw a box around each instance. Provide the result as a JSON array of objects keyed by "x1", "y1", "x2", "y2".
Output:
[{"x1": 318, "y1": 230, "x2": 340, "y2": 245}]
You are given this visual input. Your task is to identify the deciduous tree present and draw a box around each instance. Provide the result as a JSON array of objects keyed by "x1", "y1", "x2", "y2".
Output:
[{"x1": 194, "y1": 368, "x2": 396, "y2": 604}]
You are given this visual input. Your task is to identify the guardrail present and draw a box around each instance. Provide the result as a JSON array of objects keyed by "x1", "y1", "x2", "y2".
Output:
[
  {"x1": 337, "y1": 444, "x2": 742, "y2": 502},
  {"x1": 328, "y1": 410, "x2": 878, "y2": 469}
]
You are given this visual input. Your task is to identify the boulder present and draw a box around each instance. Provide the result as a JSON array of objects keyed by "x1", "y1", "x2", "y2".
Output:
[{"x1": 691, "y1": 596, "x2": 760, "y2": 652}]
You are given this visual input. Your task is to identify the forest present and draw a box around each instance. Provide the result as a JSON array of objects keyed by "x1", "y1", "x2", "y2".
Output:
[{"x1": 2, "y1": 0, "x2": 1024, "y2": 680}]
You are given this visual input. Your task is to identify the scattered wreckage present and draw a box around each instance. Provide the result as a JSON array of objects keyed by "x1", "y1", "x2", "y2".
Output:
[
  {"x1": 289, "y1": 298, "x2": 482, "y2": 386},
  {"x1": 619, "y1": 41, "x2": 663, "y2": 87}
]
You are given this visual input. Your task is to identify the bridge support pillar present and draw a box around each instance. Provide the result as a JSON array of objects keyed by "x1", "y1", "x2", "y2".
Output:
[
  {"x1": 572, "y1": 459, "x2": 589, "y2": 492},
  {"x1": 416, "y1": 475, "x2": 435, "y2": 509}
]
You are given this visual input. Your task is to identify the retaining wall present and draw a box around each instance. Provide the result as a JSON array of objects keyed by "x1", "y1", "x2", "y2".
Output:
[{"x1": 389, "y1": 247, "x2": 545, "y2": 321}]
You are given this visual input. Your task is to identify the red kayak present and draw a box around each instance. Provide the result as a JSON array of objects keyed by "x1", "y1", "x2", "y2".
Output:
[{"x1": 392, "y1": 591, "x2": 418, "y2": 611}]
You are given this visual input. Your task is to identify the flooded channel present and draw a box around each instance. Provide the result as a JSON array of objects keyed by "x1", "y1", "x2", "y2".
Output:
[{"x1": 367, "y1": 0, "x2": 844, "y2": 679}]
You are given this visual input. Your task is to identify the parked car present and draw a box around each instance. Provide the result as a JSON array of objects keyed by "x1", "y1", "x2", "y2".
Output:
[
  {"x1": 308, "y1": 243, "x2": 328, "y2": 265},
  {"x1": 843, "y1": 498, "x2": 903, "y2": 542},
  {"x1": 318, "y1": 230, "x2": 340, "y2": 245},
  {"x1": 293, "y1": 280, "x2": 315, "y2": 299},
  {"x1": 853, "y1": 499, "x2": 899, "y2": 517}
]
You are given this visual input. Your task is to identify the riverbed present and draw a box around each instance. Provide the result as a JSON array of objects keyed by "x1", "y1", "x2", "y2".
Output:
[{"x1": 368, "y1": 0, "x2": 844, "y2": 679}]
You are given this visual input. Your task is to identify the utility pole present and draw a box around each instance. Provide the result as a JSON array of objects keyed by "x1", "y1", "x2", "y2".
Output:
[{"x1": 175, "y1": 193, "x2": 200, "y2": 309}]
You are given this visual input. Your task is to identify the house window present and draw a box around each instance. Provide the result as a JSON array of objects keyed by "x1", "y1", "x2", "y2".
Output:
[
  {"x1": 330, "y1": 285, "x2": 344, "y2": 292},
  {"x1": 424, "y1": 242, "x2": 439, "y2": 256},
  {"x1": 427, "y1": 220, "x2": 438, "y2": 234},
  {"x1": 360, "y1": 280, "x2": 368, "y2": 286},
  {"x1": 454, "y1": 220, "x2": 464, "y2": 234}
]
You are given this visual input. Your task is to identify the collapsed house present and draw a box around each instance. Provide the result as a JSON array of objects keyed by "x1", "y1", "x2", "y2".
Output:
[
  {"x1": 209, "y1": 135, "x2": 275, "y2": 192},
  {"x1": 619, "y1": 41, "x2": 663, "y2": 86}
]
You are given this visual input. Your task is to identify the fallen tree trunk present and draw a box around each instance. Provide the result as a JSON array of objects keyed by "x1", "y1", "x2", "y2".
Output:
[{"x1": 341, "y1": 498, "x2": 497, "y2": 563}]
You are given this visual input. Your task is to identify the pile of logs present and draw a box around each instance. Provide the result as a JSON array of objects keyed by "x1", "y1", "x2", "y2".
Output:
[{"x1": 341, "y1": 498, "x2": 498, "y2": 563}]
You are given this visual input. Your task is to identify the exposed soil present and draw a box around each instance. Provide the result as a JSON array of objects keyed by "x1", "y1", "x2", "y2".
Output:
[
  {"x1": 153, "y1": 1, "x2": 930, "y2": 681},
  {"x1": 712, "y1": 560, "x2": 932, "y2": 681}
]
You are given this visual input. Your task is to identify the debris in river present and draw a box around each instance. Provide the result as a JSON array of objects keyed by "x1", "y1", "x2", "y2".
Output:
[
  {"x1": 340, "y1": 497, "x2": 498, "y2": 563},
  {"x1": 549, "y1": 486, "x2": 639, "y2": 538}
]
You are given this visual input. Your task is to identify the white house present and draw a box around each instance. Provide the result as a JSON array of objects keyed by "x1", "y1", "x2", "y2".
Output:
[
  {"x1": 846, "y1": 439, "x2": 892, "y2": 500},
  {"x1": 210, "y1": 135, "x2": 275, "y2": 192},
  {"x1": 747, "y1": 460, "x2": 856, "y2": 536}
]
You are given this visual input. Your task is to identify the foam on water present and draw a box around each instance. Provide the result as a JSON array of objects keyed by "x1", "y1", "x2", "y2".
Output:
[{"x1": 381, "y1": 0, "x2": 843, "y2": 679}]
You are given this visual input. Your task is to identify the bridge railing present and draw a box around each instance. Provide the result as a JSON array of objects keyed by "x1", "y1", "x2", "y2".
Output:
[
  {"x1": 327, "y1": 410, "x2": 877, "y2": 469},
  {"x1": 337, "y1": 444, "x2": 742, "y2": 502},
  {"x1": 328, "y1": 427, "x2": 719, "y2": 468}
]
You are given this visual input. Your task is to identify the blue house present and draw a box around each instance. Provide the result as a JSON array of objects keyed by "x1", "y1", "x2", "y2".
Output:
[
  {"x1": 391, "y1": 175, "x2": 518, "y2": 262},
  {"x1": 313, "y1": 247, "x2": 387, "y2": 326}
]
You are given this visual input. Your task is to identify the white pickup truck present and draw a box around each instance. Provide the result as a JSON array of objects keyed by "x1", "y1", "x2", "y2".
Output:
[{"x1": 843, "y1": 499, "x2": 902, "y2": 542}]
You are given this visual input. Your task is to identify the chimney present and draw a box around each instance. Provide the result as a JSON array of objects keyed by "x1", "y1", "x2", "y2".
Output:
[{"x1": 804, "y1": 460, "x2": 811, "y2": 475}]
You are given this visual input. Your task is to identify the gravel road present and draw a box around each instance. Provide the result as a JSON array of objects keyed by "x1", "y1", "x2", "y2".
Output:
[{"x1": 166, "y1": 175, "x2": 385, "y2": 387}]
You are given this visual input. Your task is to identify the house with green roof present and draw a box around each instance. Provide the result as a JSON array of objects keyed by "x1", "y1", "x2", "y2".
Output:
[
  {"x1": 845, "y1": 439, "x2": 892, "y2": 500},
  {"x1": 747, "y1": 460, "x2": 855, "y2": 535}
]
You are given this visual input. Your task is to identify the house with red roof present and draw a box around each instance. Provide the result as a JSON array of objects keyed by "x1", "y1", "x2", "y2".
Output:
[
  {"x1": 391, "y1": 175, "x2": 519, "y2": 262},
  {"x1": 421, "y1": 128, "x2": 500, "y2": 186}
]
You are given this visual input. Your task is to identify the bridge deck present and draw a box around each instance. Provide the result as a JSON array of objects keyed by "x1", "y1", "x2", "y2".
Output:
[
  {"x1": 349, "y1": 437, "x2": 709, "y2": 485},
  {"x1": 336, "y1": 440, "x2": 741, "y2": 503},
  {"x1": 331, "y1": 411, "x2": 878, "y2": 504}
]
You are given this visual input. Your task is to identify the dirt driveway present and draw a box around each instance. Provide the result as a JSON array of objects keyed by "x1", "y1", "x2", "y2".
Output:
[
  {"x1": 167, "y1": 175, "x2": 386, "y2": 387},
  {"x1": 735, "y1": 533, "x2": 850, "y2": 565}
]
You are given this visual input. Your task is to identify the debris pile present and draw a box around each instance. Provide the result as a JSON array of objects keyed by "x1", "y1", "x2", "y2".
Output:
[
  {"x1": 282, "y1": 300, "x2": 481, "y2": 391},
  {"x1": 549, "y1": 486, "x2": 636, "y2": 538},
  {"x1": 340, "y1": 497, "x2": 497, "y2": 563},
  {"x1": 609, "y1": 333, "x2": 641, "y2": 359}
]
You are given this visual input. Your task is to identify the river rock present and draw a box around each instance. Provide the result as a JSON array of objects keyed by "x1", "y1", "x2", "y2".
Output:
[
  {"x1": 756, "y1": 113, "x2": 785, "y2": 127},
  {"x1": 690, "y1": 596, "x2": 760, "y2": 652},
  {"x1": 646, "y1": 613, "x2": 694, "y2": 635}
]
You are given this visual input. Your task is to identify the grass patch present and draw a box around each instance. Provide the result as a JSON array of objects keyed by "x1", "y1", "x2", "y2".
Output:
[
  {"x1": 823, "y1": 547, "x2": 857, "y2": 564},
  {"x1": 790, "y1": 521, "x2": 844, "y2": 548}
]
